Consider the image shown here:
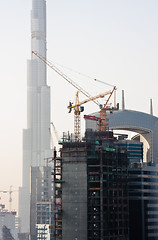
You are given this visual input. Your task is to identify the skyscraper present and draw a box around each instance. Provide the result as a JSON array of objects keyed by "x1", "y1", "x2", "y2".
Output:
[
  {"x1": 19, "y1": 0, "x2": 51, "y2": 234},
  {"x1": 56, "y1": 130, "x2": 129, "y2": 240}
]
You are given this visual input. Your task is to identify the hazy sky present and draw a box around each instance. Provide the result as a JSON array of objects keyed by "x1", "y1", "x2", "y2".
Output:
[{"x1": 0, "y1": 0, "x2": 158, "y2": 211}]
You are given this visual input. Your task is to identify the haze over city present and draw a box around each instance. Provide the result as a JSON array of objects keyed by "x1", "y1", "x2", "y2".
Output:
[{"x1": 0, "y1": 0, "x2": 158, "y2": 212}]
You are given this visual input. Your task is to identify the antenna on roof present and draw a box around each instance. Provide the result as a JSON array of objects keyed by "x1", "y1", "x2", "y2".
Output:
[
  {"x1": 150, "y1": 99, "x2": 153, "y2": 115},
  {"x1": 122, "y1": 90, "x2": 125, "y2": 111}
]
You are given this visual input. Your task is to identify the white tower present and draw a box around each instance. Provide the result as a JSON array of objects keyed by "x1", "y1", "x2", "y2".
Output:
[{"x1": 19, "y1": 0, "x2": 51, "y2": 233}]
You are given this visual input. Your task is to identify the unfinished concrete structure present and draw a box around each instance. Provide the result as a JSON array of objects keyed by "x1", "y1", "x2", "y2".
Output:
[
  {"x1": 53, "y1": 155, "x2": 62, "y2": 239},
  {"x1": 56, "y1": 130, "x2": 129, "y2": 240}
]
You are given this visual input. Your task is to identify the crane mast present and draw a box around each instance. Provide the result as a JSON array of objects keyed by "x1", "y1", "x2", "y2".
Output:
[
  {"x1": 74, "y1": 92, "x2": 81, "y2": 141},
  {"x1": 68, "y1": 90, "x2": 114, "y2": 140}
]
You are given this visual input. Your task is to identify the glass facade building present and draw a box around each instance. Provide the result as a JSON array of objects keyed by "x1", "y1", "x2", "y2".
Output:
[
  {"x1": 117, "y1": 138, "x2": 158, "y2": 239},
  {"x1": 117, "y1": 140, "x2": 143, "y2": 163},
  {"x1": 128, "y1": 163, "x2": 158, "y2": 240}
]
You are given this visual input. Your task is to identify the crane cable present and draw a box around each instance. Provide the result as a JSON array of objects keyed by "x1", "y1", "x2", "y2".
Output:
[
  {"x1": 32, "y1": 51, "x2": 100, "y2": 106},
  {"x1": 46, "y1": 59, "x2": 115, "y2": 88}
]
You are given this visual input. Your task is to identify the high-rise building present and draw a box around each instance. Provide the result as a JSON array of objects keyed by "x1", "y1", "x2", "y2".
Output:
[
  {"x1": 128, "y1": 162, "x2": 158, "y2": 240},
  {"x1": 57, "y1": 130, "x2": 129, "y2": 240},
  {"x1": 19, "y1": 0, "x2": 51, "y2": 234}
]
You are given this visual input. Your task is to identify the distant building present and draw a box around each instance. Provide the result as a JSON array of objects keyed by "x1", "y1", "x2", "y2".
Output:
[
  {"x1": 0, "y1": 205, "x2": 19, "y2": 240},
  {"x1": 18, "y1": 233, "x2": 29, "y2": 240},
  {"x1": 2, "y1": 225, "x2": 14, "y2": 240},
  {"x1": 30, "y1": 166, "x2": 53, "y2": 240}
]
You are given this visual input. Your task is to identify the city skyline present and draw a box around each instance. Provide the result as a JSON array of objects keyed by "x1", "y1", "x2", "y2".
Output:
[{"x1": 0, "y1": 0, "x2": 158, "y2": 212}]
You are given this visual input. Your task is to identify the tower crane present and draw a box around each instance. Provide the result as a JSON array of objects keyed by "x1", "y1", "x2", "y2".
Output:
[
  {"x1": 0, "y1": 186, "x2": 18, "y2": 212},
  {"x1": 32, "y1": 51, "x2": 118, "y2": 140},
  {"x1": 67, "y1": 90, "x2": 113, "y2": 140},
  {"x1": 94, "y1": 78, "x2": 117, "y2": 109}
]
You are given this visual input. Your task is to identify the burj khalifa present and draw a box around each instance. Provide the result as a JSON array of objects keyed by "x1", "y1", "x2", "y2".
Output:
[{"x1": 19, "y1": 0, "x2": 51, "y2": 233}]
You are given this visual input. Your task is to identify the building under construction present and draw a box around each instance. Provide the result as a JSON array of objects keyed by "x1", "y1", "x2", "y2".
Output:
[
  {"x1": 30, "y1": 166, "x2": 54, "y2": 240},
  {"x1": 53, "y1": 130, "x2": 129, "y2": 240}
]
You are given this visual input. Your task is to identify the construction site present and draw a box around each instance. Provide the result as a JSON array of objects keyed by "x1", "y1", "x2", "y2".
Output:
[
  {"x1": 52, "y1": 130, "x2": 129, "y2": 240},
  {"x1": 30, "y1": 49, "x2": 158, "y2": 240},
  {"x1": 31, "y1": 49, "x2": 132, "y2": 240},
  {"x1": 51, "y1": 112, "x2": 158, "y2": 240},
  {"x1": 17, "y1": 1, "x2": 158, "y2": 239}
]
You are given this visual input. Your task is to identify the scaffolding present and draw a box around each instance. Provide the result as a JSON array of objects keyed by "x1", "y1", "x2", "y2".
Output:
[
  {"x1": 56, "y1": 130, "x2": 129, "y2": 240},
  {"x1": 86, "y1": 130, "x2": 129, "y2": 240},
  {"x1": 53, "y1": 155, "x2": 63, "y2": 240},
  {"x1": 36, "y1": 201, "x2": 53, "y2": 225}
]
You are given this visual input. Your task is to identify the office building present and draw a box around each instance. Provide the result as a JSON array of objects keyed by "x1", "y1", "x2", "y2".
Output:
[{"x1": 128, "y1": 162, "x2": 158, "y2": 239}]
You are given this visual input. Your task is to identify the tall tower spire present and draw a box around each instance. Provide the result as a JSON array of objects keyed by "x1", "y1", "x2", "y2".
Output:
[
  {"x1": 31, "y1": 0, "x2": 47, "y2": 85},
  {"x1": 19, "y1": 0, "x2": 51, "y2": 234}
]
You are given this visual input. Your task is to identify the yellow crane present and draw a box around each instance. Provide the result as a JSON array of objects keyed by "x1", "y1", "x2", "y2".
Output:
[
  {"x1": 32, "y1": 51, "x2": 118, "y2": 140},
  {"x1": 67, "y1": 90, "x2": 113, "y2": 140}
]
